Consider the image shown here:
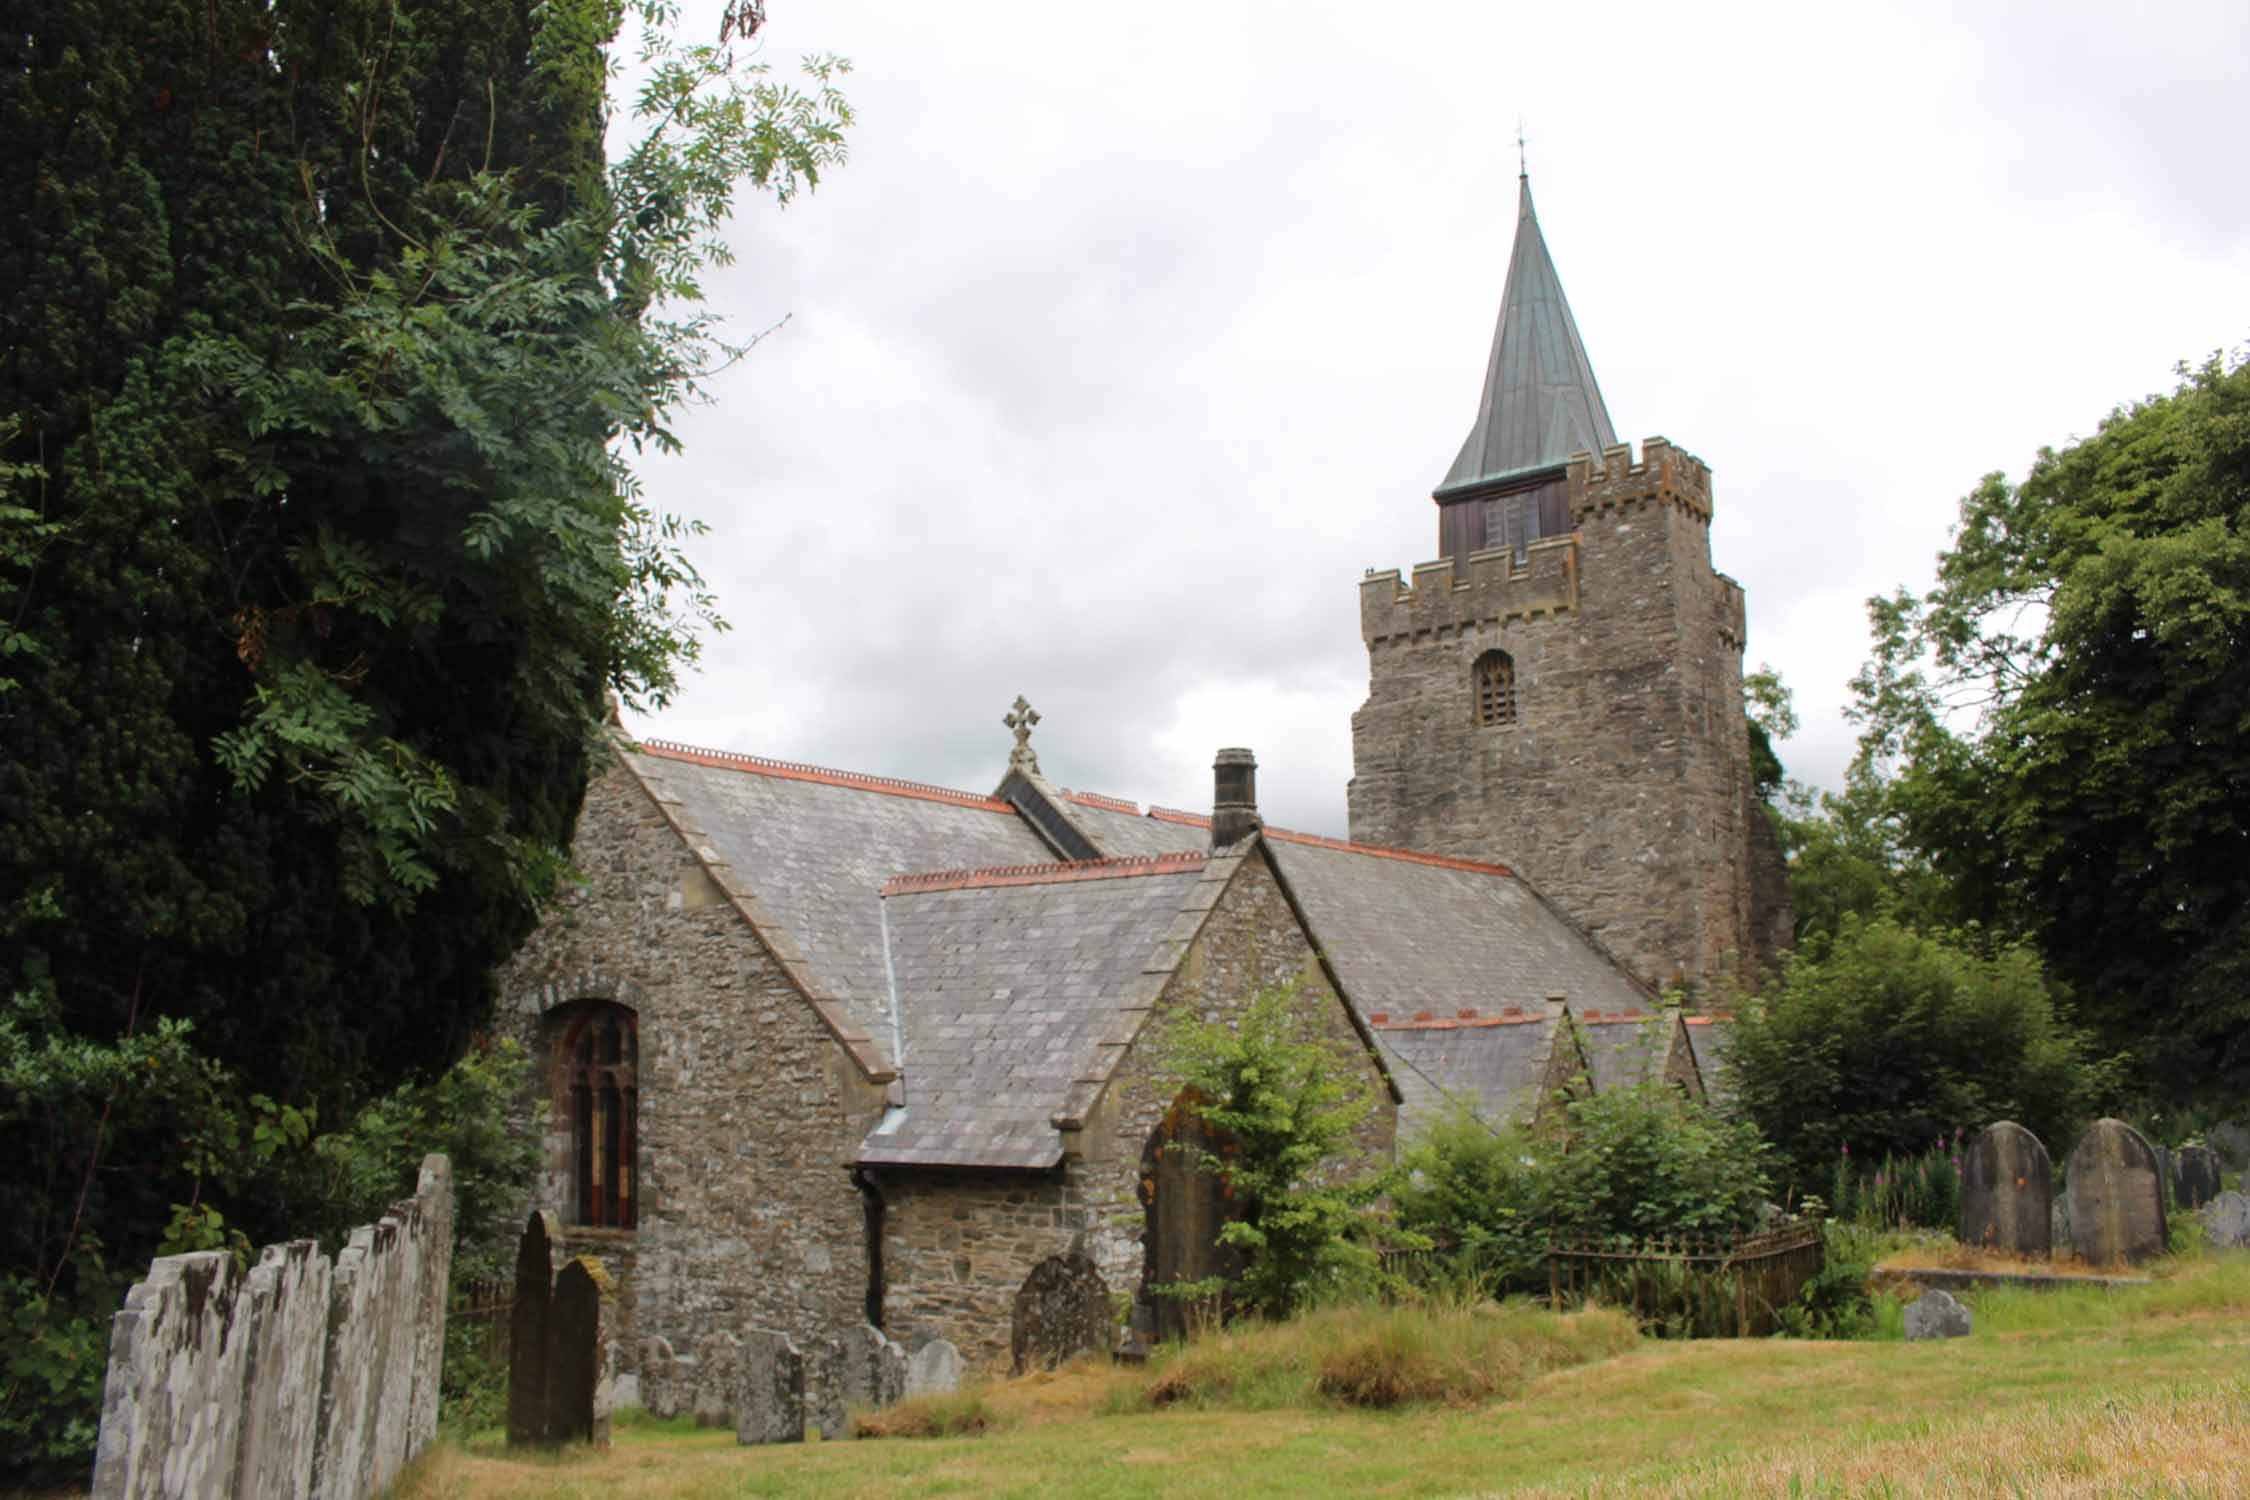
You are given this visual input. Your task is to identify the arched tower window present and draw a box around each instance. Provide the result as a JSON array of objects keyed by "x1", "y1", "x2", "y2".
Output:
[
  {"x1": 1473, "y1": 650, "x2": 1518, "y2": 727},
  {"x1": 559, "y1": 1003, "x2": 638, "y2": 1229}
]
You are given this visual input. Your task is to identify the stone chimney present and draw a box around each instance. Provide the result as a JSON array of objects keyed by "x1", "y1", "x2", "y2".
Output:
[{"x1": 1211, "y1": 748, "x2": 1261, "y2": 848}]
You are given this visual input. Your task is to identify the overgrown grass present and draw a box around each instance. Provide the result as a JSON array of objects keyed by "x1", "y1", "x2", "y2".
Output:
[
  {"x1": 1133, "y1": 1296, "x2": 1639, "y2": 1411},
  {"x1": 391, "y1": 1254, "x2": 2250, "y2": 1499},
  {"x1": 849, "y1": 1386, "x2": 995, "y2": 1438}
]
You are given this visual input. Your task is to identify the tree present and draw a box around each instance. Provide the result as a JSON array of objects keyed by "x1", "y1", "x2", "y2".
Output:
[
  {"x1": 1157, "y1": 980, "x2": 1381, "y2": 1319},
  {"x1": 1724, "y1": 918, "x2": 2113, "y2": 1193},
  {"x1": 0, "y1": 1, "x2": 845, "y2": 1477},
  {"x1": 1850, "y1": 351, "x2": 2250, "y2": 1097}
]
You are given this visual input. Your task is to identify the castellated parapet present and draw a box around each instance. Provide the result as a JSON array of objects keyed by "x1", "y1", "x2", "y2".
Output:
[{"x1": 1349, "y1": 436, "x2": 1789, "y2": 990}]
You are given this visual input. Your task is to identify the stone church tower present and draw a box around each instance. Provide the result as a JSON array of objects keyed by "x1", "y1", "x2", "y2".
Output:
[{"x1": 1348, "y1": 175, "x2": 1791, "y2": 990}]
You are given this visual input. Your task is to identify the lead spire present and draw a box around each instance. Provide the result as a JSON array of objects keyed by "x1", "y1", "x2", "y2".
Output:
[{"x1": 1434, "y1": 173, "x2": 1617, "y2": 498}]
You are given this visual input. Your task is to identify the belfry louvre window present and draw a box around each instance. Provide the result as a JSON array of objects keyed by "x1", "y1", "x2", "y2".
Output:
[
  {"x1": 1473, "y1": 650, "x2": 1518, "y2": 727},
  {"x1": 563, "y1": 1003, "x2": 638, "y2": 1229}
]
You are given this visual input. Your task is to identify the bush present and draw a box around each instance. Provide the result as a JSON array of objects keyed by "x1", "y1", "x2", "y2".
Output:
[
  {"x1": 1830, "y1": 1137, "x2": 1964, "y2": 1231},
  {"x1": 1154, "y1": 979, "x2": 1381, "y2": 1319},
  {"x1": 1393, "y1": 1081, "x2": 1774, "y2": 1299},
  {"x1": 1726, "y1": 918, "x2": 2115, "y2": 1193}
]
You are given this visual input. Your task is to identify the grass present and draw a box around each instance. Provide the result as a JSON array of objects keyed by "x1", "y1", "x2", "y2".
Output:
[{"x1": 392, "y1": 1253, "x2": 2250, "y2": 1500}]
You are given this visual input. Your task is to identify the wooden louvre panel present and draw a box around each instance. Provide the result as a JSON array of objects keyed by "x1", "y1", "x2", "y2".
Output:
[{"x1": 1474, "y1": 650, "x2": 1518, "y2": 727}]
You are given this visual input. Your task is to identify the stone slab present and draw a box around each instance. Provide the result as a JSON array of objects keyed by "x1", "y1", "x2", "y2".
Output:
[
  {"x1": 1904, "y1": 1288, "x2": 1972, "y2": 1340},
  {"x1": 904, "y1": 1339, "x2": 963, "y2": 1398},
  {"x1": 2065, "y1": 1118, "x2": 2168, "y2": 1267},
  {"x1": 736, "y1": 1330, "x2": 806, "y2": 1445},
  {"x1": 1011, "y1": 1250, "x2": 1115, "y2": 1374},
  {"x1": 1958, "y1": 1121, "x2": 2052, "y2": 1258},
  {"x1": 2200, "y1": 1190, "x2": 2250, "y2": 1250}
]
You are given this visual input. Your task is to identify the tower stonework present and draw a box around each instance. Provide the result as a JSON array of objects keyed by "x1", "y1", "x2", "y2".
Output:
[
  {"x1": 1349, "y1": 440, "x2": 1789, "y2": 989},
  {"x1": 1346, "y1": 176, "x2": 1790, "y2": 991}
]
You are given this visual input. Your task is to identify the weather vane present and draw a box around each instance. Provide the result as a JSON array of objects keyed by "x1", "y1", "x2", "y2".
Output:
[{"x1": 1516, "y1": 117, "x2": 1530, "y2": 179}]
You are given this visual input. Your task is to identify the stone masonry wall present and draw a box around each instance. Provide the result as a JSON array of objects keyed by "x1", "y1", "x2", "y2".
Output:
[
  {"x1": 873, "y1": 847, "x2": 1397, "y2": 1368},
  {"x1": 496, "y1": 758, "x2": 887, "y2": 1411},
  {"x1": 91, "y1": 1155, "x2": 453, "y2": 1500},
  {"x1": 1349, "y1": 439, "x2": 1782, "y2": 988}
]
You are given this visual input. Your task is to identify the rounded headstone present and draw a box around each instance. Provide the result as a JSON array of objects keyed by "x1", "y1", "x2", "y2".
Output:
[
  {"x1": 2200, "y1": 1190, "x2": 2250, "y2": 1251},
  {"x1": 2065, "y1": 1118, "x2": 2168, "y2": 1266},
  {"x1": 2170, "y1": 1145, "x2": 2224, "y2": 1211},
  {"x1": 1010, "y1": 1251, "x2": 1115, "y2": 1375},
  {"x1": 904, "y1": 1339, "x2": 963, "y2": 1398},
  {"x1": 1904, "y1": 1287, "x2": 1973, "y2": 1340},
  {"x1": 1959, "y1": 1121, "x2": 2053, "y2": 1257}
]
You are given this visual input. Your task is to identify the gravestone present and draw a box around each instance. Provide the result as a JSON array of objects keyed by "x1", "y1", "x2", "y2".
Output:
[
  {"x1": 905, "y1": 1339, "x2": 963, "y2": 1398},
  {"x1": 1904, "y1": 1288, "x2": 1972, "y2": 1340},
  {"x1": 2170, "y1": 1145, "x2": 2224, "y2": 1211},
  {"x1": 2208, "y1": 1121, "x2": 2250, "y2": 1173},
  {"x1": 506, "y1": 1212, "x2": 559, "y2": 1447},
  {"x1": 2051, "y1": 1198, "x2": 2073, "y2": 1257},
  {"x1": 841, "y1": 1324, "x2": 907, "y2": 1411},
  {"x1": 2065, "y1": 1118, "x2": 2168, "y2": 1266},
  {"x1": 547, "y1": 1259, "x2": 611, "y2": 1448},
  {"x1": 804, "y1": 1336, "x2": 848, "y2": 1440},
  {"x1": 2200, "y1": 1190, "x2": 2250, "y2": 1251},
  {"x1": 736, "y1": 1330, "x2": 806, "y2": 1445},
  {"x1": 1010, "y1": 1250, "x2": 1114, "y2": 1374},
  {"x1": 1958, "y1": 1121, "x2": 2053, "y2": 1257}
]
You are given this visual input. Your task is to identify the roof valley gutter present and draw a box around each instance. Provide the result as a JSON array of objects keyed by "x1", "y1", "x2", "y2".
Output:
[{"x1": 878, "y1": 892, "x2": 906, "y2": 1103}]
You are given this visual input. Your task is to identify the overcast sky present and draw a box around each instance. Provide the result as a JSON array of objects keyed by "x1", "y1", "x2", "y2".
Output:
[{"x1": 617, "y1": 0, "x2": 2249, "y2": 838}]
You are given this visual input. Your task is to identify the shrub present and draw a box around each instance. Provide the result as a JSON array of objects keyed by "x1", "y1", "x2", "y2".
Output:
[
  {"x1": 1394, "y1": 1081, "x2": 1775, "y2": 1300},
  {"x1": 1154, "y1": 978, "x2": 1381, "y2": 1318},
  {"x1": 1725, "y1": 918, "x2": 2115, "y2": 1193}
]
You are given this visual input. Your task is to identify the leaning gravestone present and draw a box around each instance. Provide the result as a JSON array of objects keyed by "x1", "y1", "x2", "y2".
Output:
[
  {"x1": 547, "y1": 1258, "x2": 611, "y2": 1448},
  {"x1": 2170, "y1": 1145, "x2": 2224, "y2": 1211},
  {"x1": 905, "y1": 1339, "x2": 963, "y2": 1397},
  {"x1": 1010, "y1": 1250, "x2": 1114, "y2": 1374},
  {"x1": 2201, "y1": 1190, "x2": 2250, "y2": 1251},
  {"x1": 507, "y1": 1212, "x2": 560, "y2": 1447},
  {"x1": 1959, "y1": 1121, "x2": 2053, "y2": 1257},
  {"x1": 840, "y1": 1324, "x2": 907, "y2": 1411},
  {"x1": 1904, "y1": 1288, "x2": 1972, "y2": 1340},
  {"x1": 2066, "y1": 1118, "x2": 2168, "y2": 1266},
  {"x1": 736, "y1": 1330, "x2": 806, "y2": 1446}
]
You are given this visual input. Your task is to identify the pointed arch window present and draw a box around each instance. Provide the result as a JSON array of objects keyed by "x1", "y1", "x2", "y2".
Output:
[
  {"x1": 560, "y1": 1003, "x2": 638, "y2": 1229},
  {"x1": 1473, "y1": 650, "x2": 1518, "y2": 727}
]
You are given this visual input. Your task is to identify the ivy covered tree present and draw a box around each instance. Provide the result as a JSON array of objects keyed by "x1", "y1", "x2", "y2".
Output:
[
  {"x1": 0, "y1": 0, "x2": 845, "y2": 1475},
  {"x1": 1850, "y1": 351, "x2": 2250, "y2": 1098}
]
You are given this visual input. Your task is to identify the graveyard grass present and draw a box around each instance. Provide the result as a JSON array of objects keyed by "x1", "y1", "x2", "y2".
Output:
[{"x1": 393, "y1": 1253, "x2": 2250, "y2": 1499}]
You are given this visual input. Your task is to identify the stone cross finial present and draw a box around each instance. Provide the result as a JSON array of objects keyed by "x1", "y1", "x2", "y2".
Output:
[{"x1": 1004, "y1": 695, "x2": 1041, "y2": 772}]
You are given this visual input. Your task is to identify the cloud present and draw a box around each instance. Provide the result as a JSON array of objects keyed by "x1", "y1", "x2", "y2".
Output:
[{"x1": 621, "y1": 0, "x2": 2250, "y2": 834}]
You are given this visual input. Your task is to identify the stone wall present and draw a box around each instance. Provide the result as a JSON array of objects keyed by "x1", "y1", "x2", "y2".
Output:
[
  {"x1": 870, "y1": 846, "x2": 1398, "y2": 1368},
  {"x1": 1349, "y1": 438, "x2": 1786, "y2": 988},
  {"x1": 90, "y1": 1155, "x2": 454, "y2": 1500},
  {"x1": 497, "y1": 759, "x2": 889, "y2": 1412}
]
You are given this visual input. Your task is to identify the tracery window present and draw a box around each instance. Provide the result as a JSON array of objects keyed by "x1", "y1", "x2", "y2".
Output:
[
  {"x1": 1473, "y1": 650, "x2": 1518, "y2": 727},
  {"x1": 561, "y1": 1003, "x2": 638, "y2": 1229}
]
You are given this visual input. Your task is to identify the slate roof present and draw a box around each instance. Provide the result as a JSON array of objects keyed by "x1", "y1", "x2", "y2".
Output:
[
  {"x1": 1436, "y1": 175, "x2": 1617, "y2": 497},
  {"x1": 626, "y1": 741, "x2": 1055, "y2": 1051},
  {"x1": 615, "y1": 735, "x2": 1660, "y2": 1170},
  {"x1": 1685, "y1": 1015, "x2": 1735, "y2": 1108},
  {"x1": 1575, "y1": 1011, "x2": 1695, "y2": 1094},
  {"x1": 1373, "y1": 1007, "x2": 1578, "y2": 1139},
  {"x1": 859, "y1": 857, "x2": 1211, "y2": 1169}
]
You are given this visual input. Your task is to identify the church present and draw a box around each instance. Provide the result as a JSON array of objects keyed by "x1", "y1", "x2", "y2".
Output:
[{"x1": 495, "y1": 172, "x2": 1784, "y2": 1405}]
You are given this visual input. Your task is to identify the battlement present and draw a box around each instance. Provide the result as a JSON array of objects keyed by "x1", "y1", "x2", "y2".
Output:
[
  {"x1": 1568, "y1": 436, "x2": 1711, "y2": 521},
  {"x1": 1360, "y1": 533, "x2": 1579, "y2": 647}
]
